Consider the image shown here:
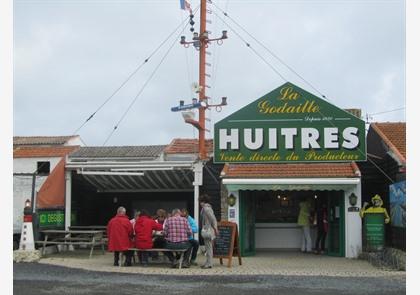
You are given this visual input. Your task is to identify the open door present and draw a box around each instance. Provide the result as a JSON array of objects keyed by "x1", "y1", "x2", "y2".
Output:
[
  {"x1": 239, "y1": 190, "x2": 256, "y2": 256},
  {"x1": 327, "y1": 192, "x2": 345, "y2": 257}
]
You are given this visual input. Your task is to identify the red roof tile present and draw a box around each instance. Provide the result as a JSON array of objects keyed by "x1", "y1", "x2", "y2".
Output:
[
  {"x1": 370, "y1": 122, "x2": 405, "y2": 163},
  {"x1": 221, "y1": 162, "x2": 360, "y2": 178},
  {"x1": 13, "y1": 146, "x2": 80, "y2": 158},
  {"x1": 164, "y1": 138, "x2": 213, "y2": 154}
]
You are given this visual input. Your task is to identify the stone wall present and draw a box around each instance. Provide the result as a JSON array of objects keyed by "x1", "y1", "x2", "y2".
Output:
[{"x1": 220, "y1": 184, "x2": 228, "y2": 221}]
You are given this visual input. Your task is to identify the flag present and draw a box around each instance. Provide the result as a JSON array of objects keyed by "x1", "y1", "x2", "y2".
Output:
[{"x1": 180, "y1": 0, "x2": 192, "y2": 13}]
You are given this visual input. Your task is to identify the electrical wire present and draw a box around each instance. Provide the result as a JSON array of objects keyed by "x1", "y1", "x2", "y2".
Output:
[
  {"x1": 101, "y1": 10, "x2": 196, "y2": 146},
  {"x1": 368, "y1": 107, "x2": 405, "y2": 116},
  {"x1": 211, "y1": 1, "x2": 329, "y2": 101},
  {"x1": 71, "y1": 13, "x2": 194, "y2": 136}
]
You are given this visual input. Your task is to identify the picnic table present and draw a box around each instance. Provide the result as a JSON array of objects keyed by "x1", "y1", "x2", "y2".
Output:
[{"x1": 37, "y1": 229, "x2": 106, "y2": 258}]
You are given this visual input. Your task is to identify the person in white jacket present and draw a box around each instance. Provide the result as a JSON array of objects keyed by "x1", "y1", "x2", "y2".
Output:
[{"x1": 199, "y1": 194, "x2": 218, "y2": 269}]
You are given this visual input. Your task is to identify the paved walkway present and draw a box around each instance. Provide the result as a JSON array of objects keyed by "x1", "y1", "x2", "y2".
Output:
[{"x1": 37, "y1": 249, "x2": 405, "y2": 278}]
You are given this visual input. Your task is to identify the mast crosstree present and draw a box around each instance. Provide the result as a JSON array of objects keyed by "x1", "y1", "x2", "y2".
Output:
[{"x1": 173, "y1": 0, "x2": 228, "y2": 160}]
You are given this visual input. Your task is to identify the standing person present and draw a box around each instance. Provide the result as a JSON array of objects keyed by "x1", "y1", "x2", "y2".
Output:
[
  {"x1": 134, "y1": 209, "x2": 163, "y2": 266},
  {"x1": 314, "y1": 202, "x2": 328, "y2": 254},
  {"x1": 163, "y1": 208, "x2": 193, "y2": 268},
  {"x1": 199, "y1": 194, "x2": 218, "y2": 269},
  {"x1": 298, "y1": 197, "x2": 313, "y2": 253},
  {"x1": 107, "y1": 206, "x2": 134, "y2": 266},
  {"x1": 181, "y1": 208, "x2": 199, "y2": 265}
]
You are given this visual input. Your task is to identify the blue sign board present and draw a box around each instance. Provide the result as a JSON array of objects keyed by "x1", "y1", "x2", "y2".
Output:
[{"x1": 389, "y1": 180, "x2": 406, "y2": 228}]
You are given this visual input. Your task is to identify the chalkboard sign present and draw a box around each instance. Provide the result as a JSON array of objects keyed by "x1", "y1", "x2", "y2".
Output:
[
  {"x1": 214, "y1": 225, "x2": 233, "y2": 257},
  {"x1": 213, "y1": 221, "x2": 242, "y2": 267}
]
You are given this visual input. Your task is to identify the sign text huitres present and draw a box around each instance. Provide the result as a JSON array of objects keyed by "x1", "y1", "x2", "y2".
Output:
[{"x1": 214, "y1": 82, "x2": 366, "y2": 163}]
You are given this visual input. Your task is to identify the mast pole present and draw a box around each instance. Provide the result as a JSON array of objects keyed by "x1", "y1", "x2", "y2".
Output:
[{"x1": 198, "y1": 0, "x2": 207, "y2": 160}]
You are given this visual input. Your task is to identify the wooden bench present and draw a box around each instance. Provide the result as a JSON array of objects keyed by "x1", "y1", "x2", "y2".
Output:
[
  {"x1": 126, "y1": 248, "x2": 188, "y2": 269},
  {"x1": 36, "y1": 230, "x2": 106, "y2": 258}
]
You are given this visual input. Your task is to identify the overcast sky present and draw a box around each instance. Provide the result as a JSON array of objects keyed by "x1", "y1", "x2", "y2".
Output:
[{"x1": 13, "y1": 0, "x2": 406, "y2": 146}]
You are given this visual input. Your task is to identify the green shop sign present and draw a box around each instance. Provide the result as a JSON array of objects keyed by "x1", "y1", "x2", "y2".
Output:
[
  {"x1": 364, "y1": 213, "x2": 385, "y2": 251},
  {"x1": 214, "y1": 82, "x2": 366, "y2": 163},
  {"x1": 38, "y1": 210, "x2": 65, "y2": 228}
]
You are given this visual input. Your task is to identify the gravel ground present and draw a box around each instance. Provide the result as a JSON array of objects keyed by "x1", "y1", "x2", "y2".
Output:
[{"x1": 14, "y1": 262, "x2": 406, "y2": 295}]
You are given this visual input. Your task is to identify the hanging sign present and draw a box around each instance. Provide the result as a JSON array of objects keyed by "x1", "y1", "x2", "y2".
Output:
[
  {"x1": 214, "y1": 82, "x2": 366, "y2": 163},
  {"x1": 38, "y1": 210, "x2": 65, "y2": 228}
]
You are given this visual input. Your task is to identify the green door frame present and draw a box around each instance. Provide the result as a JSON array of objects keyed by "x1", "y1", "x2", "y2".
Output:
[
  {"x1": 239, "y1": 191, "x2": 256, "y2": 256},
  {"x1": 327, "y1": 192, "x2": 345, "y2": 257}
]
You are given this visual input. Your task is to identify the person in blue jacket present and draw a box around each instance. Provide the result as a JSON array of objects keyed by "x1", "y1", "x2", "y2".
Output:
[{"x1": 181, "y1": 208, "x2": 199, "y2": 265}]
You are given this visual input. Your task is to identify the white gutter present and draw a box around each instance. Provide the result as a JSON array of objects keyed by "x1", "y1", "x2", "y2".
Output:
[
  {"x1": 67, "y1": 160, "x2": 194, "y2": 165},
  {"x1": 66, "y1": 161, "x2": 195, "y2": 170},
  {"x1": 222, "y1": 178, "x2": 360, "y2": 185},
  {"x1": 77, "y1": 170, "x2": 145, "y2": 176}
]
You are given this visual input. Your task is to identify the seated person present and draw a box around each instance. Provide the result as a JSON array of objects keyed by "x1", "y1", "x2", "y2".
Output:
[
  {"x1": 151, "y1": 209, "x2": 167, "y2": 260},
  {"x1": 163, "y1": 208, "x2": 193, "y2": 268},
  {"x1": 134, "y1": 209, "x2": 163, "y2": 266},
  {"x1": 180, "y1": 208, "x2": 199, "y2": 265},
  {"x1": 107, "y1": 206, "x2": 134, "y2": 266}
]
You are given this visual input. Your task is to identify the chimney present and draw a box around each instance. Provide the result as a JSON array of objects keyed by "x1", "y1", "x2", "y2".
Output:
[{"x1": 344, "y1": 108, "x2": 362, "y2": 118}]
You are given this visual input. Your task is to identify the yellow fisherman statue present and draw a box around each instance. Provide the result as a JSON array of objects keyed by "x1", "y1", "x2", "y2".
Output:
[{"x1": 360, "y1": 194, "x2": 390, "y2": 224}]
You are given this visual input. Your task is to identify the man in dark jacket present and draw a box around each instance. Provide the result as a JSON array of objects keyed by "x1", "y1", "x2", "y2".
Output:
[{"x1": 107, "y1": 206, "x2": 134, "y2": 266}]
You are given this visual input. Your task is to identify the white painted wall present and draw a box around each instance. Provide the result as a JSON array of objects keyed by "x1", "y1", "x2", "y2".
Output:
[
  {"x1": 64, "y1": 136, "x2": 84, "y2": 146},
  {"x1": 13, "y1": 156, "x2": 62, "y2": 234},
  {"x1": 255, "y1": 223, "x2": 317, "y2": 249},
  {"x1": 13, "y1": 175, "x2": 47, "y2": 233},
  {"x1": 344, "y1": 182, "x2": 363, "y2": 258},
  {"x1": 13, "y1": 157, "x2": 62, "y2": 174},
  {"x1": 227, "y1": 190, "x2": 239, "y2": 224}
]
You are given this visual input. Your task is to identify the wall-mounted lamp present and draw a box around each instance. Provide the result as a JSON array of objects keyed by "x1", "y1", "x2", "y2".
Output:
[
  {"x1": 227, "y1": 194, "x2": 236, "y2": 207},
  {"x1": 349, "y1": 193, "x2": 358, "y2": 206},
  {"x1": 113, "y1": 197, "x2": 118, "y2": 204}
]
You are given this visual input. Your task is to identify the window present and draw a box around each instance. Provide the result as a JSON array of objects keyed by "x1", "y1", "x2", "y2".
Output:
[
  {"x1": 37, "y1": 161, "x2": 50, "y2": 175},
  {"x1": 255, "y1": 192, "x2": 301, "y2": 223}
]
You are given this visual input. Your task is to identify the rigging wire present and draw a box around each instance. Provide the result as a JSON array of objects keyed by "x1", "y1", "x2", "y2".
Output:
[
  {"x1": 101, "y1": 10, "x2": 195, "y2": 146},
  {"x1": 71, "y1": 13, "x2": 194, "y2": 136},
  {"x1": 211, "y1": 1, "x2": 329, "y2": 101},
  {"x1": 179, "y1": 7, "x2": 194, "y2": 100},
  {"x1": 212, "y1": 11, "x2": 288, "y2": 82}
]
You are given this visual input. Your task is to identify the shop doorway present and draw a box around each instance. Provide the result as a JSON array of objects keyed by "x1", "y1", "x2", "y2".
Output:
[
  {"x1": 239, "y1": 191, "x2": 256, "y2": 256},
  {"x1": 327, "y1": 192, "x2": 345, "y2": 256},
  {"x1": 238, "y1": 190, "x2": 345, "y2": 257}
]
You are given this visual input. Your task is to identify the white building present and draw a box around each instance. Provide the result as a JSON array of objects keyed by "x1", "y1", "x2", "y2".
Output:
[{"x1": 13, "y1": 135, "x2": 83, "y2": 249}]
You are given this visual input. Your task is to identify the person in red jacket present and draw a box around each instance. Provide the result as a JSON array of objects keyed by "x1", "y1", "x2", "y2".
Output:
[
  {"x1": 107, "y1": 206, "x2": 134, "y2": 266},
  {"x1": 134, "y1": 209, "x2": 163, "y2": 266}
]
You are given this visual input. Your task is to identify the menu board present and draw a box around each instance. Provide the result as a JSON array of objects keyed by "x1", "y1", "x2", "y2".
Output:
[
  {"x1": 213, "y1": 221, "x2": 242, "y2": 267},
  {"x1": 214, "y1": 225, "x2": 233, "y2": 257}
]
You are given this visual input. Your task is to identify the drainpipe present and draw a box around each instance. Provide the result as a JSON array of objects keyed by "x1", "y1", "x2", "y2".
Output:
[
  {"x1": 65, "y1": 170, "x2": 72, "y2": 230},
  {"x1": 193, "y1": 161, "x2": 203, "y2": 239}
]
